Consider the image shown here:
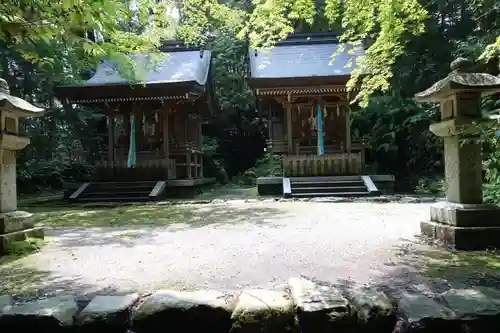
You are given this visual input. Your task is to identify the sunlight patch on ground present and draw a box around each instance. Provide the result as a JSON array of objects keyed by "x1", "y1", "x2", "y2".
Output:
[
  {"x1": 196, "y1": 184, "x2": 259, "y2": 200},
  {"x1": 20, "y1": 200, "x2": 282, "y2": 229},
  {"x1": 421, "y1": 248, "x2": 500, "y2": 279},
  {"x1": 0, "y1": 251, "x2": 47, "y2": 295},
  {"x1": 23, "y1": 204, "x2": 195, "y2": 228}
]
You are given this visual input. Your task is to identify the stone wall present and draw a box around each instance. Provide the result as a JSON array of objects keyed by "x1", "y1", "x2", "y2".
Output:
[{"x1": 1, "y1": 277, "x2": 500, "y2": 333}]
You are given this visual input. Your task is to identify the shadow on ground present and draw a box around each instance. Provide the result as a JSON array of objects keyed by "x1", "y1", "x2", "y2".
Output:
[
  {"x1": 373, "y1": 236, "x2": 500, "y2": 296},
  {"x1": 40, "y1": 204, "x2": 287, "y2": 248},
  {"x1": 24, "y1": 201, "x2": 284, "y2": 230},
  {"x1": 0, "y1": 254, "x2": 128, "y2": 300}
]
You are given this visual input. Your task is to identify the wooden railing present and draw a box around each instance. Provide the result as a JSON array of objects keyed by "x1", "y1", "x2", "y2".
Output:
[
  {"x1": 170, "y1": 142, "x2": 202, "y2": 154},
  {"x1": 169, "y1": 142, "x2": 203, "y2": 179},
  {"x1": 267, "y1": 140, "x2": 367, "y2": 155},
  {"x1": 282, "y1": 152, "x2": 365, "y2": 176},
  {"x1": 266, "y1": 140, "x2": 289, "y2": 154},
  {"x1": 95, "y1": 142, "x2": 204, "y2": 180},
  {"x1": 93, "y1": 157, "x2": 176, "y2": 181}
]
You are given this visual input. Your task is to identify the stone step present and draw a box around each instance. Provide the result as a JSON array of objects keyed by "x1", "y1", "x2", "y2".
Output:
[
  {"x1": 291, "y1": 186, "x2": 367, "y2": 193},
  {"x1": 290, "y1": 176, "x2": 362, "y2": 182},
  {"x1": 90, "y1": 185, "x2": 155, "y2": 192},
  {"x1": 291, "y1": 180, "x2": 365, "y2": 187},
  {"x1": 75, "y1": 196, "x2": 152, "y2": 203},
  {"x1": 80, "y1": 191, "x2": 152, "y2": 199},
  {"x1": 90, "y1": 181, "x2": 158, "y2": 186},
  {"x1": 90, "y1": 183, "x2": 157, "y2": 189},
  {"x1": 71, "y1": 181, "x2": 158, "y2": 203},
  {"x1": 292, "y1": 191, "x2": 370, "y2": 197}
]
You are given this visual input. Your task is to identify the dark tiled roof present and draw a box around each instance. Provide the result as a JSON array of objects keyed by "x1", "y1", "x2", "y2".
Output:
[
  {"x1": 71, "y1": 50, "x2": 212, "y2": 88},
  {"x1": 249, "y1": 36, "x2": 364, "y2": 79}
]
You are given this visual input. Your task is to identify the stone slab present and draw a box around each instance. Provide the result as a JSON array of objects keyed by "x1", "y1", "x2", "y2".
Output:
[
  {"x1": 0, "y1": 295, "x2": 78, "y2": 332},
  {"x1": 441, "y1": 287, "x2": 500, "y2": 333},
  {"x1": 421, "y1": 220, "x2": 500, "y2": 250},
  {"x1": 0, "y1": 295, "x2": 12, "y2": 314},
  {"x1": 288, "y1": 277, "x2": 352, "y2": 333},
  {"x1": 347, "y1": 285, "x2": 396, "y2": 332},
  {"x1": 429, "y1": 201, "x2": 500, "y2": 227},
  {"x1": 0, "y1": 227, "x2": 44, "y2": 254},
  {"x1": 231, "y1": 289, "x2": 295, "y2": 333},
  {"x1": 368, "y1": 174, "x2": 395, "y2": 182},
  {"x1": 396, "y1": 291, "x2": 457, "y2": 332},
  {"x1": 441, "y1": 287, "x2": 500, "y2": 318},
  {"x1": 0, "y1": 211, "x2": 35, "y2": 234},
  {"x1": 132, "y1": 289, "x2": 236, "y2": 333},
  {"x1": 256, "y1": 177, "x2": 283, "y2": 185},
  {"x1": 76, "y1": 293, "x2": 140, "y2": 331}
]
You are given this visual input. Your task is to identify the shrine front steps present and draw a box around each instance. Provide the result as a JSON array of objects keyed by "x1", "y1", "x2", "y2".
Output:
[
  {"x1": 69, "y1": 181, "x2": 159, "y2": 203},
  {"x1": 2, "y1": 277, "x2": 500, "y2": 333},
  {"x1": 288, "y1": 176, "x2": 378, "y2": 198}
]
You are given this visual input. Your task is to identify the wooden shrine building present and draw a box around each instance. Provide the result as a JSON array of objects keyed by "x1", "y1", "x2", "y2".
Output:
[
  {"x1": 249, "y1": 33, "x2": 394, "y2": 197},
  {"x1": 56, "y1": 42, "x2": 217, "y2": 202}
]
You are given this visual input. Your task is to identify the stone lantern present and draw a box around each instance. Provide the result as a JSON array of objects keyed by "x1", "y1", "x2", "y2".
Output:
[
  {"x1": 414, "y1": 58, "x2": 500, "y2": 250},
  {"x1": 0, "y1": 78, "x2": 46, "y2": 253}
]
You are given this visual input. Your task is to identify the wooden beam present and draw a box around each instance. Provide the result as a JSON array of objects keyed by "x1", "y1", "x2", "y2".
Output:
[
  {"x1": 185, "y1": 114, "x2": 192, "y2": 179},
  {"x1": 162, "y1": 110, "x2": 170, "y2": 159},
  {"x1": 268, "y1": 103, "x2": 273, "y2": 153},
  {"x1": 149, "y1": 181, "x2": 166, "y2": 198},
  {"x1": 286, "y1": 94, "x2": 293, "y2": 153},
  {"x1": 198, "y1": 115, "x2": 203, "y2": 178},
  {"x1": 107, "y1": 114, "x2": 115, "y2": 165},
  {"x1": 69, "y1": 182, "x2": 91, "y2": 200},
  {"x1": 257, "y1": 84, "x2": 352, "y2": 92},
  {"x1": 345, "y1": 105, "x2": 352, "y2": 172}
]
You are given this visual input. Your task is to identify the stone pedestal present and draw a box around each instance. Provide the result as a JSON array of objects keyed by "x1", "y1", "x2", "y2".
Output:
[
  {"x1": 421, "y1": 202, "x2": 500, "y2": 250},
  {"x1": 420, "y1": 128, "x2": 500, "y2": 250},
  {"x1": 0, "y1": 148, "x2": 44, "y2": 254},
  {"x1": 415, "y1": 58, "x2": 500, "y2": 250},
  {"x1": 0, "y1": 211, "x2": 44, "y2": 253},
  {"x1": 0, "y1": 78, "x2": 46, "y2": 254}
]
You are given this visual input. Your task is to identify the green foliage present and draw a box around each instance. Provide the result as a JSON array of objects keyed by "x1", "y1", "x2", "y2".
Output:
[
  {"x1": 256, "y1": 154, "x2": 284, "y2": 178},
  {"x1": 4, "y1": 238, "x2": 44, "y2": 257},
  {"x1": 232, "y1": 154, "x2": 283, "y2": 185},
  {"x1": 179, "y1": 0, "x2": 498, "y2": 107},
  {"x1": 482, "y1": 125, "x2": 500, "y2": 204},
  {"x1": 351, "y1": 93, "x2": 443, "y2": 190},
  {"x1": 484, "y1": 144, "x2": 500, "y2": 203},
  {"x1": 0, "y1": 0, "x2": 179, "y2": 79},
  {"x1": 209, "y1": 31, "x2": 254, "y2": 113},
  {"x1": 415, "y1": 176, "x2": 445, "y2": 195},
  {"x1": 202, "y1": 136, "x2": 220, "y2": 156},
  {"x1": 181, "y1": 0, "x2": 429, "y2": 106},
  {"x1": 202, "y1": 136, "x2": 230, "y2": 183}
]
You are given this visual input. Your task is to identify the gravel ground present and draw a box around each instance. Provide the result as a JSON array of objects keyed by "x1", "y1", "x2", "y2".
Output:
[{"x1": 17, "y1": 201, "x2": 433, "y2": 295}]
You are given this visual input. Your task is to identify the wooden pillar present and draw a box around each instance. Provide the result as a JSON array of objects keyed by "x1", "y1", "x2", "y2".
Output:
[
  {"x1": 198, "y1": 115, "x2": 203, "y2": 178},
  {"x1": 124, "y1": 111, "x2": 130, "y2": 168},
  {"x1": 286, "y1": 97, "x2": 293, "y2": 153},
  {"x1": 345, "y1": 104, "x2": 352, "y2": 173},
  {"x1": 267, "y1": 102, "x2": 273, "y2": 155},
  {"x1": 185, "y1": 114, "x2": 192, "y2": 179},
  {"x1": 107, "y1": 113, "x2": 115, "y2": 165},
  {"x1": 135, "y1": 108, "x2": 142, "y2": 152},
  {"x1": 316, "y1": 97, "x2": 325, "y2": 156},
  {"x1": 162, "y1": 110, "x2": 170, "y2": 159}
]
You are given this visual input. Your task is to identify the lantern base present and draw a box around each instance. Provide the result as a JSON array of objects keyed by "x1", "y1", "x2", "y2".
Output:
[
  {"x1": 422, "y1": 201, "x2": 500, "y2": 250},
  {"x1": 0, "y1": 211, "x2": 44, "y2": 254}
]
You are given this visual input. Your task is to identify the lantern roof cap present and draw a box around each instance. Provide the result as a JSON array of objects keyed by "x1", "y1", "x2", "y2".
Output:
[
  {"x1": 0, "y1": 78, "x2": 45, "y2": 116},
  {"x1": 414, "y1": 58, "x2": 500, "y2": 103}
]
